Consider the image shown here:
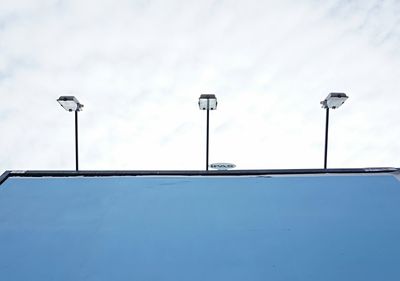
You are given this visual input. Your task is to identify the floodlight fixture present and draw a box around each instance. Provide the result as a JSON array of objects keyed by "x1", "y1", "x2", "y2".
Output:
[
  {"x1": 321, "y1": 92, "x2": 349, "y2": 169},
  {"x1": 198, "y1": 94, "x2": 218, "y2": 171},
  {"x1": 57, "y1": 96, "x2": 84, "y2": 171},
  {"x1": 57, "y1": 96, "x2": 84, "y2": 112},
  {"x1": 320, "y1": 92, "x2": 348, "y2": 109},
  {"x1": 198, "y1": 94, "x2": 217, "y2": 110}
]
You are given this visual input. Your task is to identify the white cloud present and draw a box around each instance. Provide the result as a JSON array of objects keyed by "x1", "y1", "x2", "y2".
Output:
[{"x1": 1, "y1": 0, "x2": 399, "y2": 172}]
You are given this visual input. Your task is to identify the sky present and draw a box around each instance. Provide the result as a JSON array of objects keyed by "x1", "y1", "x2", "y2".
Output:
[{"x1": 0, "y1": 0, "x2": 399, "y2": 172}]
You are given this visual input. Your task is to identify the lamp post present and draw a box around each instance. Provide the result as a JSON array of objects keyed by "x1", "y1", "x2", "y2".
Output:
[
  {"x1": 320, "y1": 93, "x2": 348, "y2": 169},
  {"x1": 57, "y1": 96, "x2": 84, "y2": 171},
  {"x1": 198, "y1": 94, "x2": 217, "y2": 171}
]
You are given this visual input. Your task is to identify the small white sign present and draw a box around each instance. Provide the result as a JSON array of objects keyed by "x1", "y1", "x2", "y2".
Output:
[{"x1": 210, "y1": 163, "x2": 236, "y2": 170}]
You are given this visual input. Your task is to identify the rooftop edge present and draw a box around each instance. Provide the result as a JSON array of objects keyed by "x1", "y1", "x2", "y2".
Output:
[{"x1": 1, "y1": 168, "x2": 399, "y2": 186}]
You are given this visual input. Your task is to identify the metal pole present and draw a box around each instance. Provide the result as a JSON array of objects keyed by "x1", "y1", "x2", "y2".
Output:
[
  {"x1": 75, "y1": 110, "x2": 79, "y2": 171},
  {"x1": 324, "y1": 107, "x2": 329, "y2": 169},
  {"x1": 206, "y1": 101, "x2": 210, "y2": 171}
]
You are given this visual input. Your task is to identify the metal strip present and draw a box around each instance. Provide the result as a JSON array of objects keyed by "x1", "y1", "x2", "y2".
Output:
[
  {"x1": 3, "y1": 168, "x2": 398, "y2": 180},
  {"x1": 0, "y1": 171, "x2": 11, "y2": 186}
]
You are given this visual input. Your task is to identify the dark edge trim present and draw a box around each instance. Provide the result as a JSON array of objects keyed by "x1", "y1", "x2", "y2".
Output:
[
  {"x1": 0, "y1": 171, "x2": 11, "y2": 186},
  {"x1": 0, "y1": 167, "x2": 397, "y2": 184}
]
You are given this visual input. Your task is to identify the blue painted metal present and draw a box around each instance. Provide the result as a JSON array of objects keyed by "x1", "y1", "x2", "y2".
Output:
[{"x1": 1, "y1": 174, "x2": 400, "y2": 280}]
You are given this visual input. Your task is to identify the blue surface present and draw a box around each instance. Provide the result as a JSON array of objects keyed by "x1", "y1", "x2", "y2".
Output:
[{"x1": 0, "y1": 175, "x2": 400, "y2": 281}]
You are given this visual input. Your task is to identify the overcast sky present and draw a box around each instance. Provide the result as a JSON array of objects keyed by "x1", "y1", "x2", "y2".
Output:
[{"x1": 0, "y1": 0, "x2": 399, "y2": 172}]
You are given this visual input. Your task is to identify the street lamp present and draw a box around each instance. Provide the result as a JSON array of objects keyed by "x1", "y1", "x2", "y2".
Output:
[
  {"x1": 320, "y1": 92, "x2": 348, "y2": 169},
  {"x1": 198, "y1": 94, "x2": 217, "y2": 171},
  {"x1": 57, "y1": 96, "x2": 84, "y2": 171}
]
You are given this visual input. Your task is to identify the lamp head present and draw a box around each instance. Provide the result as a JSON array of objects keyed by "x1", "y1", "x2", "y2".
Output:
[
  {"x1": 57, "y1": 96, "x2": 84, "y2": 112},
  {"x1": 321, "y1": 93, "x2": 348, "y2": 109},
  {"x1": 198, "y1": 94, "x2": 217, "y2": 110}
]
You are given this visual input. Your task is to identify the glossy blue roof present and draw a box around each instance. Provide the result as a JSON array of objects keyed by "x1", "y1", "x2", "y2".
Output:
[{"x1": 1, "y1": 174, "x2": 400, "y2": 280}]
